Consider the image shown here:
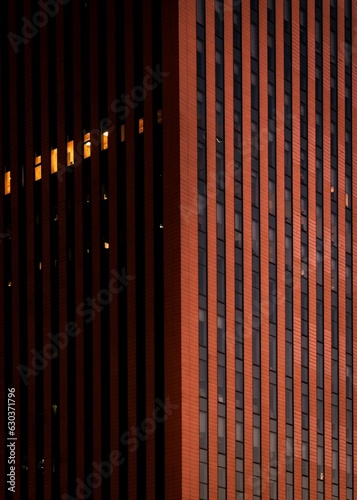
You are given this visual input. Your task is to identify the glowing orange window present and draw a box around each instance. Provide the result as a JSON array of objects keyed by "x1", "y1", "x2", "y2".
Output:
[
  {"x1": 4, "y1": 171, "x2": 11, "y2": 195},
  {"x1": 35, "y1": 155, "x2": 42, "y2": 181},
  {"x1": 101, "y1": 131, "x2": 109, "y2": 150},
  {"x1": 84, "y1": 133, "x2": 91, "y2": 159},
  {"x1": 51, "y1": 148, "x2": 58, "y2": 173},
  {"x1": 67, "y1": 140, "x2": 74, "y2": 166}
]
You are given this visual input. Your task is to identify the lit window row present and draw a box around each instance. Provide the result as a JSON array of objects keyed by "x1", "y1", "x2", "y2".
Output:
[
  {"x1": 3, "y1": 113, "x2": 164, "y2": 194},
  {"x1": 4, "y1": 130, "x2": 111, "y2": 193}
]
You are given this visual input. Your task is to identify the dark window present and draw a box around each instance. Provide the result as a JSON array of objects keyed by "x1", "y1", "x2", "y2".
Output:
[
  {"x1": 251, "y1": 23, "x2": 258, "y2": 59},
  {"x1": 197, "y1": 0, "x2": 205, "y2": 25},
  {"x1": 216, "y1": 51, "x2": 224, "y2": 89}
]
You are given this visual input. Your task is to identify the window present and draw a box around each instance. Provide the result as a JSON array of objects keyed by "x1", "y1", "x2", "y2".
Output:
[
  {"x1": 252, "y1": 219, "x2": 259, "y2": 255},
  {"x1": 83, "y1": 132, "x2": 91, "y2": 158},
  {"x1": 216, "y1": 50, "x2": 223, "y2": 88},
  {"x1": 218, "y1": 366, "x2": 225, "y2": 403},
  {"x1": 301, "y1": 197, "x2": 308, "y2": 231},
  {"x1": 251, "y1": 121, "x2": 259, "y2": 158},
  {"x1": 216, "y1": 101, "x2": 224, "y2": 139},
  {"x1": 346, "y1": 265, "x2": 352, "y2": 297},
  {"x1": 198, "y1": 194, "x2": 206, "y2": 230},
  {"x1": 102, "y1": 184, "x2": 108, "y2": 200},
  {"x1": 284, "y1": 140, "x2": 291, "y2": 170},
  {"x1": 197, "y1": 39, "x2": 205, "y2": 78},
  {"x1": 331, "y1": 258, "x2": 337, "y2": 290},
  {"x1": 35, "y1": 156, "x2": 42, "y2": 181},
  {"x1": 301, "y1": 242, "x2": 308, "y2": 270},
  {"x1": 253, "y1": 427, "x2": 260, "y2": 461},
  {"x1": 216, "y1": 154, "x2": 224, "y2": 187},
  {"x1": 198, "y1": 91, "x2": 205, "y2": 128},
  {"x1": 218, "y1": 416, "x2": 226, "y2": 454},
  {"x1": 316, "y1": 113, "x2": 322, "y2": 146},
  {"x1": 331, "y1": 213, "x2": 337, "y2": 246},
  {"x1": 67, "y1": 140, "x2": 74, "y2": 166},
  {"x1": 269, "y1": 228, "x2": 276, "y2": 263},
  {"x1": 251, "y1": 23, "x2": 258, "y2": 59},
  {"x1": 120, "y1": 124, "x2": 126, "y2": 142},
  {"x1": 251, "y1": 72, "x2": 258, "y2": 108},
  {"x1": 331, "y1": 122, "x2": 337, "y2": 156},
  {"x1": 330, "y1": 31, "x2": 336, "y2": 63},
  {"x1": 252, "y1": 170, "x2": 259, "y2": 207},
  {"x1": 51, "y1": 148, "x2": 58, "y2": 173},
  {"x1": 199, "y1": 252, "x2": 207, "y2": 295},
  {"x1": 317, "y1": 251, "x2": 323, "y2": 285},
  {"x1": 215, "y1": 0, "x2": 223, "y2": 37},
  {"x1": 285, "y1": 189, "x2": 291, "y2": 222},
  {"x1": 316, "y1": 205, "x2": 323, "y2": 239},
  {"x1": 197, "y1": 0, "x2": 205, "y2": 25},
  {"x1": 346, "y1": 221, "x2": 352, "y2": 254},
  {"x1": 200, "y1": 360, "x2": 207, "y2": 397},
  {"x1": 101, "y1": 131, "x2": 109, "y2": 151},
  {"x1": 316, "y1": 20, "x2": 321, "y2": 52},
  {"x1": 4, "y1": 171, "x2": 11, "y2": 195},
  {"x1": 217, "y1": 203, "x2": 224, "y2": 238},
  {"x1": 345, "y1": 176, "x2": 351, "y2": 207},
  {"x1": 235, "y1": 212, "x2": 242, "y2": 247},
  {"x1": 199, "y1": 309, "x2": 207, "y2": 346},
  {"x1": 198, "y1": 141, "x2": 206, "y2": 180},
  {"x1": 268, "y1": 34, "x2": 274, "y2": 71},
  {"x1": 253, "y1": 329, "x2": 260, "y2": 365},
  {"x1": 200, "y1": 411, "x2": 208, "y2": 449},
  {"x1": 217, "y1": 316, "x2": 225, "y2": 353},
  {"x1": 316, "y1": 159, "x2": 323, "y2": 193},
  {"x1": 316, "y1": 67, "x2": 322, "y2": 100},
  {"x1": 139, "y1": 118, "x2": 144, "y2": 134},
  {"x1": 268, "y1": 131, "x2": 275, "y2": 166},
  {"x1": 346, "y1": 131, "x2": 352, "y2": 164}
]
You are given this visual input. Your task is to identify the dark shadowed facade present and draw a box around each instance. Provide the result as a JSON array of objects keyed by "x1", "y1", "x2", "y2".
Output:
[{"x1": 0, "y1": 0, "x2": 356, "y2": 499}]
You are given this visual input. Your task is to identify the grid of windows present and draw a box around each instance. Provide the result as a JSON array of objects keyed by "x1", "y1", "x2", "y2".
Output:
[
  {"x1": 233, "y1": 2, "x2": 244, "y2": 498},
  {"x1": 299, "y1": 3, "x2": 309, "y2": 498},
  {"x1": 330, "y1": 3, "x2": 339, "y2": 497},
  {"x1": 315, "y1": 4, "x2": 325, "y2": 498},
  {"x1": 2, "y1": 2, "x2": 357, "y2": 498},
  {"x1": 250, "y1": 2, "x2": 261, "y2": 498},
  {"x1": 215, "y1": 3, "x2": 227, "y2": 499},
  {"x1": 267, "y1": 1, "x2": 278, "y2": 499},
  {"x1": 284, "y1": 2, "x2": 294, "y2": 498},
  {"x1": 197, "y1": 2, "x2": 208, "y2": 499},
  {"x1": 344, "y1": 1, "x2": 354, "y2": 498}
]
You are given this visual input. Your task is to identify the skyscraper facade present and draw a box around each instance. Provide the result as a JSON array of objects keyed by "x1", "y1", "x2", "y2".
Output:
[{"x1": 0, "y1": 0, "x2": 356, "y2": 499}]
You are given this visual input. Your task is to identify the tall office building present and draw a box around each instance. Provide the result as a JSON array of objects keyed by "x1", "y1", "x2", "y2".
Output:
[{"x1": 0, "y1": 0, "x2": 356, "y2": 499}]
